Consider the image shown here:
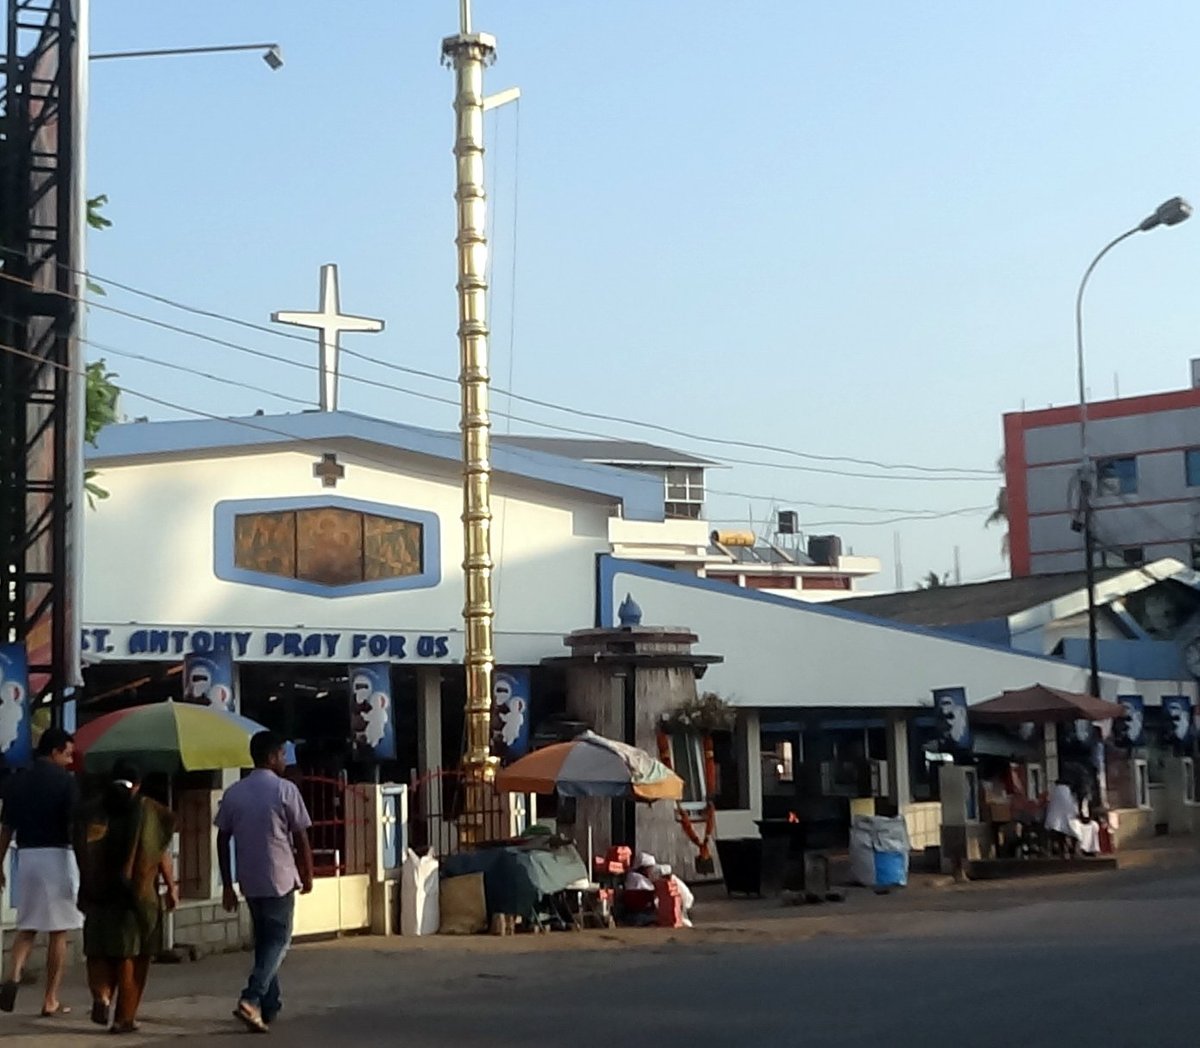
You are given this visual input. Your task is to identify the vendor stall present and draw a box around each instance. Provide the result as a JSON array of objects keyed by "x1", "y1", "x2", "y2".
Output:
[{"x1": 957, "y1": 685, "x2": 1127, "y2": 864}]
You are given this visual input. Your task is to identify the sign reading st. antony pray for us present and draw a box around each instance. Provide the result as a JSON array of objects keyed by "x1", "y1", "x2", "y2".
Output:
[{"x1": 81, "y1": 626, "x2": 454, "y2": 664}]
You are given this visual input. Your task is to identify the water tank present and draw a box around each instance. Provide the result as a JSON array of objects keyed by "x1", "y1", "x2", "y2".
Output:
[
  {"x1": 777, "y1": 510, "x2": 799, "y2": 535},
  {"x1": 712, "y1": 530, "x2": 756, "y2": 547},
  {"x1": 807, "y1": 534, "x2": 843, "y2": 566}
]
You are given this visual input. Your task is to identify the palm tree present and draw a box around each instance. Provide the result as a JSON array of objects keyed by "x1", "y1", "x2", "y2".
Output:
[{"x1": 985, "y1": 453, "x2": 1009, "y2": 556}]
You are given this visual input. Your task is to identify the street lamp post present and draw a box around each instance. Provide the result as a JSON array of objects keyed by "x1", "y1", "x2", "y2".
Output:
[
  {"x1": 1075, "y1": 196, "x2": 1192, "y2": 697},
  {"x1": 90, "y1": 43, "x2": 284, "y2": 69}
]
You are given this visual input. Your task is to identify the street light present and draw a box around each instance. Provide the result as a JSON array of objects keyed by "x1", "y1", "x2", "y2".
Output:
[
  {"x1": 90, "y1": 43, "x2": 284, "y2": 70},
  {"x1": 1075, "y1": 196, "x2": 1192, "y2": 697}
]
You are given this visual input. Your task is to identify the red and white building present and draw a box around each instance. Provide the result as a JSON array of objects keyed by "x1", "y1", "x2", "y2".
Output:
[{"x1": 1004, "y1": 364, "x2": 1200, "y2": 577}]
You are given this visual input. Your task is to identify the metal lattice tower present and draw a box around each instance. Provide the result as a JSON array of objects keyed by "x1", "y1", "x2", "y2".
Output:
[{"x1": 0, "y1": 0, "x2": 82, "y2": 712}]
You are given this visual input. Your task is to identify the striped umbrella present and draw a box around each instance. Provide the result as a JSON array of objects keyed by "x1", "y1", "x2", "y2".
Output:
[
  {"x1": 495, "y1": 731, "x2": 684, "y2": 801},
  {"x1": 73, "y1": 700, "x2": 270, "y2": 773}
]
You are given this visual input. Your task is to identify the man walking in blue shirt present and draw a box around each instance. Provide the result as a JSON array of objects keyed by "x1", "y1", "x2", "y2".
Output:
[{"x1": 215, "y1": 731, "x2": 313, "y2": 1033}]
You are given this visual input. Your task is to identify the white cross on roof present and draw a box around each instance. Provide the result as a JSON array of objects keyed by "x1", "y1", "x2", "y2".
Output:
[{"x1": 272, "y1": 263, "x2": 384, "y2": 411}]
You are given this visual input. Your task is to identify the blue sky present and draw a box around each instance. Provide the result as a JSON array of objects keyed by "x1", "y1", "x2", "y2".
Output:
[{"x1": 85, "y1": 1, "x2": 1200, "y2": 590}]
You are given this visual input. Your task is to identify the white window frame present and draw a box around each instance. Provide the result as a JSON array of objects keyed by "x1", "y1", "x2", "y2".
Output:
[
  {"x1": 1096, "y1": 455, "x2": 1137, "y2": 497},
  {"x1": 1027, "y1": 763, "x2": 1045, "y2": 799},
  {"x1": 664, "y1": 467, "x2": 705, "y2": 519},
  {"x1": 1134, "y1": 758, "x2": 1151, "y2": 810},
  {"x1": 869, "y1": 758, "x2": 889, "y2": 798},
  {"x1": 963, "y1": 767, "x2": 981, "y2": 824},
  {"x1": 774, "y1": 739, "x2": 796, "y2": 783},
  {"x1": 669, "y1": 731, "x2": 709, "y2": 815}
]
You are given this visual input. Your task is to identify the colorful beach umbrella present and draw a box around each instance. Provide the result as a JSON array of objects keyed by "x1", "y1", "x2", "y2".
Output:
[
  {"x1": 495, "y1": 731, "x2": 684, "y2": 801},
  {"x1": 73, "y1": 700, "x2": 270, "y2": 773}
]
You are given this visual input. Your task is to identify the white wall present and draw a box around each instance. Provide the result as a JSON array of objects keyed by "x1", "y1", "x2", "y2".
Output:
[
  {"x1": 606, "y1": 566, "x2": 1138, "y2": 708},
  {"x1": 1025, "y1": 408, "x2": 1200, "y2": 466},
  {"x1": 84, "y1": 446, "x2": 610, "y2": 665}
]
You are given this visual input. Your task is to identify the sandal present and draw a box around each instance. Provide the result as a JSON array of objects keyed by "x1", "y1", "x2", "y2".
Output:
[
  {"x1": 40, "y1": 1004, "x2": 71, "y2": 1017},
  {"x1": 92, "y1": 999, "x2": 112, "y2": 1026},
  {"x1": 233, "y1": 999, "x2": 269, "y2": 1033},
  {"x1": 110, "y1": 1021, "x2": 140, "y2": 1033},
  {"x1": 0, "y1": 980, "x2": 17, "y2": 1013}
]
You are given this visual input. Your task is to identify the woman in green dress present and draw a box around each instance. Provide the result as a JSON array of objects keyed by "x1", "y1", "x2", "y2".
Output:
[{"x1": 76, "y1": 761, "x2": 177, "y2": 1034}]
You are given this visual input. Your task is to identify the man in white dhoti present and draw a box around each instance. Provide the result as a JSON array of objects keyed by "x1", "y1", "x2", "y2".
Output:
[
  {"x1": 1045, "y1": 779, "x2": 1100, "y2": 857},
  {"x1": 0, "y1": 729, "x2": 83, "y2": 1017}
]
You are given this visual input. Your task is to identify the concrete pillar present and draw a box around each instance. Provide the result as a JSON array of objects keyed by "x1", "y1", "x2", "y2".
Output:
[
  {"x1": 554, "y1": 625, "x2": 722, "y2": 881},
  {"x1": 416, "y1": 667, "x2": 442, "y2": 775},
  {"x1": 1165, "y1": 756, "x2": 1197, "y2": 835},
  {"x1": 886, "y1": 711, "x2": 911, "y2": 809},
  {"x1": 232, "y1": 662, "x2": 242, "y2": 715},
  {"x1": 1043, "y1": 724, "x2": 1059, "y2": 783},
  {"x1": 212, "y1": 776, "x2": 239, "y2": 902},
  {"x1": 415, "y1": 667, "x2": 443, "y2": 820},
  {"x1": 738, "y1": 709, "x2": 762, "y2": 820}
]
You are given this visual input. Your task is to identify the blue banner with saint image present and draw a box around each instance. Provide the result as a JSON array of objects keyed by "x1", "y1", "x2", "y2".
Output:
[
  {"x1": 491, "y1": 669, "x2": 532, "y2": 764},
  {"x1": 1114, "y1": 695, "x2": 1145, "y2": 748},
  {"x1": 0, "y1": 643, "x2": 32, "y2": 770},
  {"x1": 182, "y1": 650, "x2": 235, "y2": 712},
  {"x1": 350, "y1": 663, "x2": 396, "y2": 760},
  {"x1": 932, "y1": 686, "x2": 972, "y2": 753}
]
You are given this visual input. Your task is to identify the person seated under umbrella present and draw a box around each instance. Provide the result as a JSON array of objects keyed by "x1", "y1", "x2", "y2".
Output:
[
  {"x1": 623, "y1": 854, "x2": 696, "y2": 927},
  {"x1": 619, "y1": 853, "x2": 659, "y2": 924},
  {"x1": 625, "y1": 853, "x2": 657, "y2": 892},
  {"x1": 1045, "y1": 774, "x2": 1100, "y2": 857}
]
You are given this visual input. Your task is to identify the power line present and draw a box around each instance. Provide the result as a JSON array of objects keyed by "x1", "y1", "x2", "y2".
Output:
[
  {"x1": 66, "y1": 335, "x2": 312, "y2": 408},
  {"x1": 706, "y1": 492, "x2": 987, "y2": 515},
  {"x1": 0, "y1": 257, "x2": 996, "y2": 479},
  {"x1": 0, "y1": 335, "x2": 928, "y2": 515},
  {"x1": 0, "y1": 338, "x2": 605, "y2": 495},
  {"x1": 0, "y1": 270, "x2": 995, "y2": 485},
  {"x1": 3, "y1": 337, "x2": 998, "y2": 532},
  {"x1": 708, "y1": 506, "x2": 992, "y2": 528},
  {"x1": 69, "y1": 313, "x2": 991, "y2": 520}
]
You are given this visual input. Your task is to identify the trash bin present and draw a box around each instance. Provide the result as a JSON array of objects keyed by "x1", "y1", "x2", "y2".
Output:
[
  {"x1": 715, "y1": 838, "x2": 764, "y2": 896},
  {"x1": 755, "y1": 819, "x2": 807, "y2": 892},
  {"x1": 717, "y1": 822, "x2": 836, "y2": 897}
]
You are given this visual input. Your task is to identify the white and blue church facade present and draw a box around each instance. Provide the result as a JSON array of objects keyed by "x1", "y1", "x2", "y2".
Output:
[{"x1": 77, "y1": 405, "x2": 1197, "y2": 882}]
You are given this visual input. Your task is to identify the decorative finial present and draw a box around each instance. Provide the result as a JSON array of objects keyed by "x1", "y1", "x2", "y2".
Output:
[{"x1": 618, "y1": 593, "x2": 643, "y2": 628}]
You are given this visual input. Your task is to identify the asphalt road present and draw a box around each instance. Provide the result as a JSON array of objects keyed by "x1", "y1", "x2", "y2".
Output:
[
  {"x1": 7, "y1": 865, "x2": 1200, "y2": 1047},
  {"x1": 181, "y1": 870, "x2": 1200, "y2": 1048}
]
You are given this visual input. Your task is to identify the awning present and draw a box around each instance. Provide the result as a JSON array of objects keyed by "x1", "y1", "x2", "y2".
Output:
[{"x1": 970, "y1": 684, "x2": 1125, "y2": 726}]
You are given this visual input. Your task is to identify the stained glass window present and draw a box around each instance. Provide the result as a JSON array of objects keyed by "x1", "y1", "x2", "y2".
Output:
[{"x1": 234, "y1": 508, "x2": 423, "y2": 585}]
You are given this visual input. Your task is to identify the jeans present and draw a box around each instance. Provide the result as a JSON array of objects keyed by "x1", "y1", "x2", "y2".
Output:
[{"x1": 242, "y1": 893, "x2": 295, "y2": 1022}]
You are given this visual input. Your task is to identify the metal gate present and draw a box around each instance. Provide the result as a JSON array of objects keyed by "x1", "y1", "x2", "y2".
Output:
[
  {"x1": 409, "y1": 768, "x2": 536, "y2": 856},
  {"x1": 292, "y1": 773, "x2": 373, "y2": 937}
]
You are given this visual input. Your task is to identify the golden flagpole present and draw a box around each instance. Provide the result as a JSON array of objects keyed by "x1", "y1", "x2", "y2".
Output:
[{"x1": 443, "y1": 0, "x2": 499, "y2": 800}]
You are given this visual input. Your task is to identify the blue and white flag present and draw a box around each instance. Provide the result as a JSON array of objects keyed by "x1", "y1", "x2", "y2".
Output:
[
  {"x1": 491, "y1": 669, "x2": 532, "y2": 764},
  {"x1": 1114, "y1": 695, "x2": 1145, "y2": 747},
  {"x1": 182, "y1": 650, "x2": 235, "y2": 712},
  {"x1": 350, "y1": 663, "x2": 395, "y2": 760},
  {"x1": 1162, "y1": 695, "x2": 1193, "y2": 747},
  {"x1": 932, "y1": 686, "x2": 972, "y2": 753},
  {"x1": 0, "y1": 643, "x2": 32, "y2": 769}
]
